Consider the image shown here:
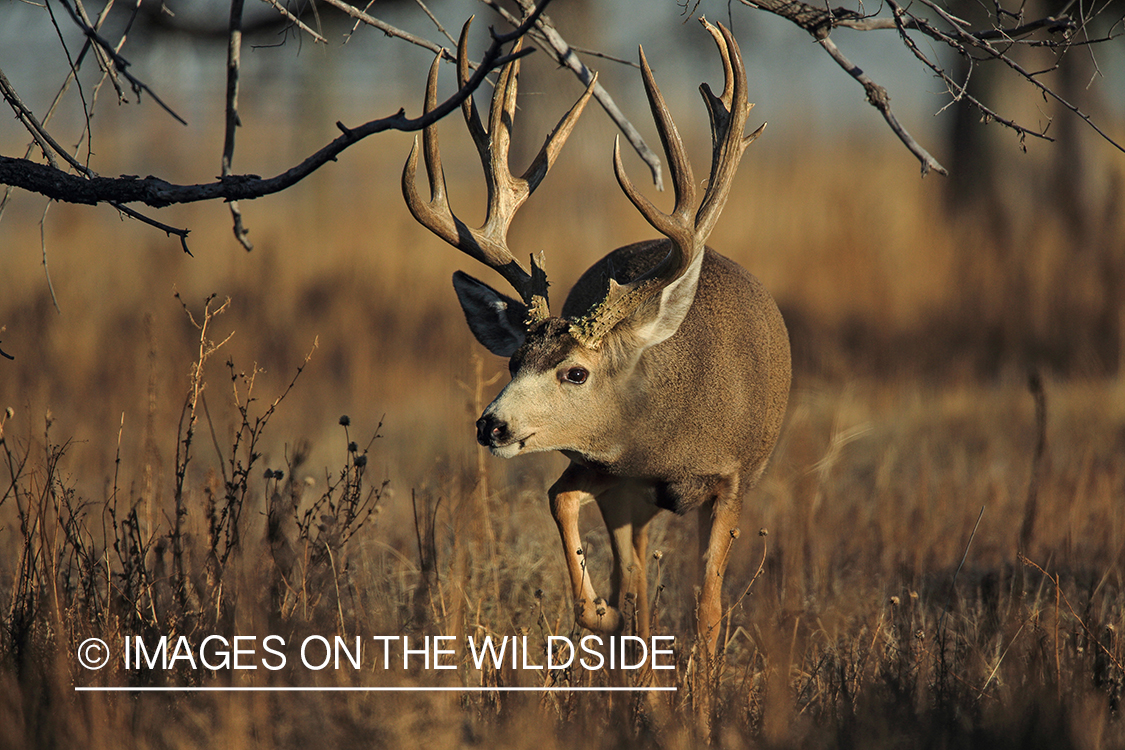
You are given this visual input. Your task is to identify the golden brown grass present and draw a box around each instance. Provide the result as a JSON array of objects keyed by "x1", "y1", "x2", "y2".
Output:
[{"x1": 1, "y1": 105, "x2": 1124, "y2": 748}]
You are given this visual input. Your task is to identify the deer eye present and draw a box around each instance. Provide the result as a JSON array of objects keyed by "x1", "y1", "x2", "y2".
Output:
[{"x1": 563, "y1": 367, "x2": 588, "y2": 385}]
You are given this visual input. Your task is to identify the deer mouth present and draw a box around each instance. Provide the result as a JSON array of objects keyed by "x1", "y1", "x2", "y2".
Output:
[{"x1": 489, "y1": 433, "x2": 534, "y2": 458}]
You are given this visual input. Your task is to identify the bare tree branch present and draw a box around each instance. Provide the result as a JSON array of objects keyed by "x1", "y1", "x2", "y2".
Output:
[
  {"x1": 973, "y1": 15, "x2": 1076, "y2": 40},
  {"x1": 736, "y1": 0, "x2": 946, "y2": 174},
  {"x1": 53, "y1": 0, "x2": 188, "y2": 125},
  {"x1": 2, "y1": 0, "x2": 161, "y2": 296},
  {"x1": 885, "y1": 0, "x2": 1053, "y2": 147},
  {"x1": 0, "y1": 23, "x2": 544, "y2": 223},
  {"x1": 910, "y1": 0, "x2": 1124, "y2": 154},
  {"x1": 732, "y1": 0, "x2": 1124, "y2": 172},
  {"x1": 817, "y1": 36, "x2": 948, "y2": 175},
  {"x1": 0, "y1": 67, "x2": 87, "y2": 175},
  {"x1": 1, "y1": 63, "x2": 195, "y2": 251},
  {"x1": 0, "y1": 69, "x2": 60, "y2": 170},
  {"x1": 72, "y1": 0, "x2": 127, "y2": 104},
  {"x1": 253, "y1": 0, "x2": 665, "y2": 187}
]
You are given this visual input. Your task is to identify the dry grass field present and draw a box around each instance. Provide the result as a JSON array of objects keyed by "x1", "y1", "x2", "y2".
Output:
[{"x1": 2, "y1": 56, "x2": 1125, "y2": 747}]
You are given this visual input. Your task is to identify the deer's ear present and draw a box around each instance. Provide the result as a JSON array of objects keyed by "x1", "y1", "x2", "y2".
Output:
[
  {"x1": 452, "y1": 271, "x2": 528, "y2": 358},
  {"x1": 628, "y1": 250, "x2": 704, "y2": 352}
]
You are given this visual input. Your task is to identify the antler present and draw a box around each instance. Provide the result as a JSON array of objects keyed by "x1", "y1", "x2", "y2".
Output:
[
  {"x1": 569, "y1": 19, "x2": 765, "y2": 347},
  {"x1": 403, "y1": 17, "x2": 596, "y2": 324}
]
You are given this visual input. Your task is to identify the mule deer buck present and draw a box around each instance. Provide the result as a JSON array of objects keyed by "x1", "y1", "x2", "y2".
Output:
[{"x1": 403, "y1": 19, "x2": 790, "y2": 659}]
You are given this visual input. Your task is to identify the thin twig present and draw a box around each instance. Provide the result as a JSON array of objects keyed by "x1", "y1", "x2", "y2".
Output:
[
  {"x1": 341, "y1": 0, "x2": 378, "y2": 46},
  {"x1": 937, "y1": 506, "x2": 986, "y2": 637},
  {"x1": 111, "y1": 203, "x2": 192, "y2": 254},
  {"x1": 72, "y1": 0, "x2": 126, "y2": 104},
  {"x1": 72, "y1": 0, "x2": 125, "y2": 105},
  {"x1": 224, "y1": 0, "x2": 253, "y2": 251},
  {"x1": 38, "y1": 204, "x2": 61, "y2": 314},
  {"x1": 736, "y1": 0, "x2": 1124, "y2": 168},
  {"x1": 43, "y1": 0, "x2": 94, "y2": 160},
  {"x1": 257, "y1": 0, "x2": 327, "y2": 43},
  {"x1": 721, "y1": 529, "x2": 769, "y2": 653},
  {"x1": 54, "y1": 0, "x2": 188, "y2": 125},
  {"x1": 413, "y1": 0, "x2": 457, "y2": 47},
  {"x1": 318, "y1": 0, "x2": 457, "y2": 63},
  {"x1": 567, "y1": 45, "x2": 638, "y2": 67}
]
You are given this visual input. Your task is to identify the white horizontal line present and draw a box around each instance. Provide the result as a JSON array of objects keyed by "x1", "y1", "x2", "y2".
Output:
[{"x1": 75, "y1": 686, "x2": 676, "y2": 693}]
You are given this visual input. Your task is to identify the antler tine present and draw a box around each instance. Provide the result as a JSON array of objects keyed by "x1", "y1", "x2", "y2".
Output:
[
  {"x1": 403, "y1": 17, "x2": 595, "y2": 323},
  {"x1": 695, "y1": 18, "x2": 765, "y2": 242},
  {"x1": 455, "y1": 19, "x2": 489, "y2": 156},
  {"x1": 403, "y1": 56, "x2": 454, "y2": 245},
  {"x1": 612, "y1": 45, "x2": 697, "y2": 266},
  {"x1": 569, "y1": 20, "x2": 762, "y2": 349}
]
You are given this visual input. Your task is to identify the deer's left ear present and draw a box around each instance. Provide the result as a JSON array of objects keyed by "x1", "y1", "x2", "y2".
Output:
[
  {"x1": 452, "y1": 271, "x2": 529, "y2": 358},
  {"x1": 628, "y1": 251, "x2": 704, "y2": 352}
]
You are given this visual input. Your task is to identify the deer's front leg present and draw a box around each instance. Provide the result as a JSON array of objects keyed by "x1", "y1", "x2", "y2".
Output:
[
  {"x1": 595, "y1": 484, "x2": 660, "y2": 640},
  {"x1": 549, "y1": 463, "x2": 623, "y2": 633}
]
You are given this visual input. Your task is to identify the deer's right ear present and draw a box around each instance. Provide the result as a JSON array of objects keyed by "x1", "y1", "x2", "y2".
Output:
[{"x1": 452, "y1": 271, "x2": 528, "y2": 358}]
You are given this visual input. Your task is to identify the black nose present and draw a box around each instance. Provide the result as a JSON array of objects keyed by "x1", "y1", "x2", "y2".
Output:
[{"x1": 475, "y1": 414, "x2": 507, "y2": 446}]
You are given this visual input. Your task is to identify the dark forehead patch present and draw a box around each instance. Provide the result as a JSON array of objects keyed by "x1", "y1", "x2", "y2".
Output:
[{"x1": 509, "y1": 318, "x2": 580, "y2": 375}]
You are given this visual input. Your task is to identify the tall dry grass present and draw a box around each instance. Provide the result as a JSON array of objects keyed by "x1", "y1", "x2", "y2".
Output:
[{"x1": 1, "y1": 87, "x2": 1124, "y2": 747}]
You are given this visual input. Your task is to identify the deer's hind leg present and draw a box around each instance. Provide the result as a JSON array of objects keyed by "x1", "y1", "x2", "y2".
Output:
[{"x1": 697, "y1": 473, "x2": 743, "y2": 659}]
